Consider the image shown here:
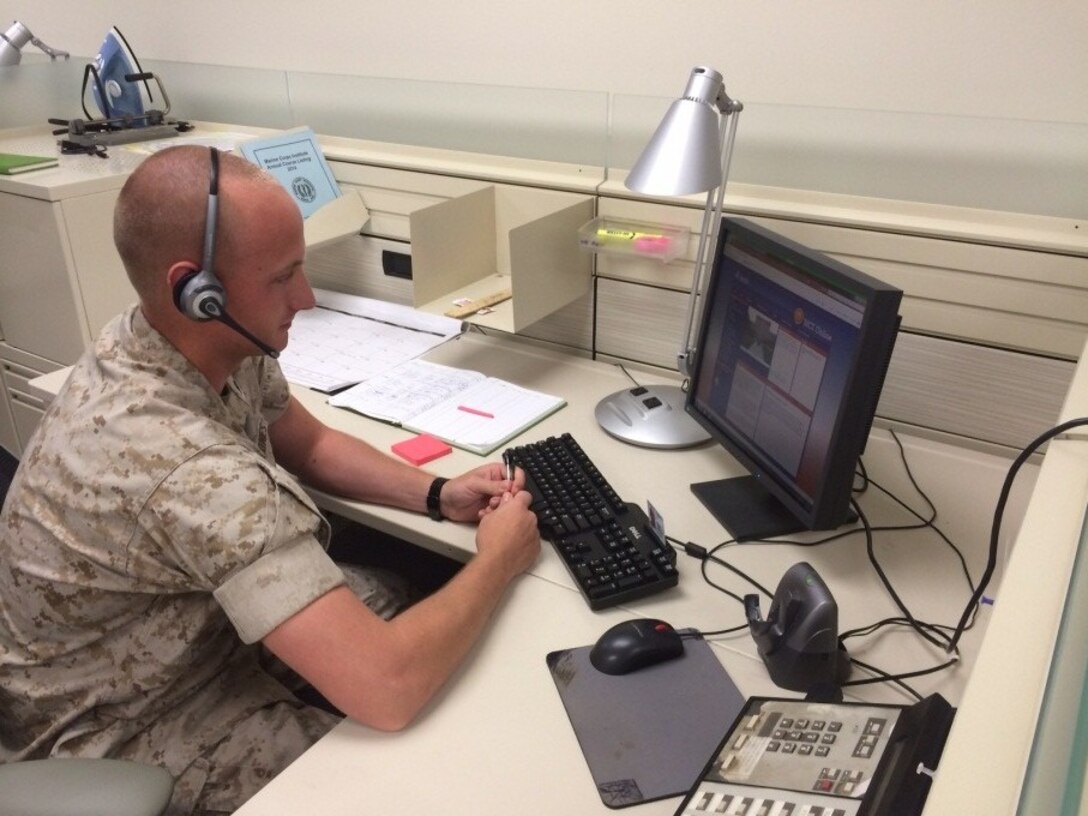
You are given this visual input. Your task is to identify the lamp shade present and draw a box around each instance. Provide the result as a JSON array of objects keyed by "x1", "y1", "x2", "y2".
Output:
[
  {"x1": 624, "y1": 66, "x2": 726, "y2": 197},
  {"x1": 0, "y1": 22, "x2": 33, "y2": 67}
]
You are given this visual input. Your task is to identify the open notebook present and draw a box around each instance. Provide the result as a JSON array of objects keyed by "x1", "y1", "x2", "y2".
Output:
[{"x1": 329, "y1": 359, "x2": 565, "y2": 455}]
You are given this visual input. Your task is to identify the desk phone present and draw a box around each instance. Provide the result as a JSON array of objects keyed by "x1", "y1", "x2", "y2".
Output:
[{"x1": 676, "y1": 694, "x2": 954, "y2": 816}]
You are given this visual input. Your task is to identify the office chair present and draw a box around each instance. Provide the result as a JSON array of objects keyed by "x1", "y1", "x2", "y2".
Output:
[{"x1": 0, "y1": 757, "x2": 174, "y2": 816}]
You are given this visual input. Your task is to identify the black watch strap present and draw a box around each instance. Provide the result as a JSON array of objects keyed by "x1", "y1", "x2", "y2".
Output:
[{"x1": 427, "y1": 477, "x2": 449, "y2": 521}]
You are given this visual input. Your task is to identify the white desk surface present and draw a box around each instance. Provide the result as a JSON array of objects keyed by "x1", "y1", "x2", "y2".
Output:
[{"x1": 222, "y1": 328, "x2": 1038, "y2": 816}]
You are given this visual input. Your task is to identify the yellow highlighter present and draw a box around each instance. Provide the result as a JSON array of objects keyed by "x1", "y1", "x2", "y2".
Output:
[{"x1": 595, "y1": 227, "x2": 674, "y2": 255}]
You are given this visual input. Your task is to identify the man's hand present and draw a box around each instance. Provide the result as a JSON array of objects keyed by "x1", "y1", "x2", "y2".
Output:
[
  {"x1": 440, "y1": 462, "x2": 526, "y2": 523},
  {"x1": 474, "y1": 489, "x2": 541, "y2": 579}
]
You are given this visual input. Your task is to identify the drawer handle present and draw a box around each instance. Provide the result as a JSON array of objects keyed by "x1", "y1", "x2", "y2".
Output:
[{"x1": 9, "y1": 389, "x2": 46, "y2": 410}]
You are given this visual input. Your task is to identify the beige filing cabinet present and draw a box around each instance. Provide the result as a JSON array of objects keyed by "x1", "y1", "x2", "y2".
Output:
[{"x1": 0, "y1": 130, "x2": 141, "y2": 455}]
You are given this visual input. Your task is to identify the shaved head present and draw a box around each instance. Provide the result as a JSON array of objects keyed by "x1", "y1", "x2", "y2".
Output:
[{"x1": 113, "y1": 145, "x2": 284, "y2": 302}]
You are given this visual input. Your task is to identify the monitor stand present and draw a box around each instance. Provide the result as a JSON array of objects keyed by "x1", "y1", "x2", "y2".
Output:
[
  {"x1": 692, "y1": 476, "x2": 858, "y2": 542},
  {"x1": 691, "y1": 475, "x2": 806, "y2": 542}
]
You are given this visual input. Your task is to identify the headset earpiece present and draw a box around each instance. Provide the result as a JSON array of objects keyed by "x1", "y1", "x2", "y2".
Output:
[{"x1": 173, "y1": 266, "x2": 226, "y2": 321}]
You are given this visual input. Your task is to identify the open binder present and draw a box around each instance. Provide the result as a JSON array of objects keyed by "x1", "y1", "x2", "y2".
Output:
[{"x1": 330, "y1": 359, "x2": 565, "y2": 455}]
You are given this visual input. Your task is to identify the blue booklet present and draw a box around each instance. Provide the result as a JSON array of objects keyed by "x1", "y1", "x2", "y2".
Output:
[{"x1": 238, "y1": 127, "x2": 341, "y2": 219}]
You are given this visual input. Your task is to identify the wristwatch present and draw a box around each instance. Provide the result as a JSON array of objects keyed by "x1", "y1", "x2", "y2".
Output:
[{"x1": 427, "y1": 477, "x2": 449, "y2": 521}]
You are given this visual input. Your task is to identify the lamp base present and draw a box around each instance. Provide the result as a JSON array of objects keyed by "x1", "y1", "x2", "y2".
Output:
[{"x1": 594, "y1": 384, "x2": 710, "y2": 449}]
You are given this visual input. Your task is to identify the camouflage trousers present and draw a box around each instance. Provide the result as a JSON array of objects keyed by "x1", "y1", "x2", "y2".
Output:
[{"x1": 165, "y1": 564, "x2": 413, "y2": 816}]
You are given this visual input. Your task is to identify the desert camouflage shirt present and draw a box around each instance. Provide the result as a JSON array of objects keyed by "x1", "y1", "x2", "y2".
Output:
[{"x1": 0, "y1": 306, "x2": 345, "y2": 772}]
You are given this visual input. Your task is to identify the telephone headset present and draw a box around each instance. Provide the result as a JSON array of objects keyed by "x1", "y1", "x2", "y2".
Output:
[{"x1": 171, "y1": 146, "x2": 280, "y2": 359}]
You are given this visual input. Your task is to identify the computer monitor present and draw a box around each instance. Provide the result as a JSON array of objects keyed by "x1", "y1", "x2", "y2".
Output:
[{"x1": 686, "y1": 217, "x2": 902, "y2": 541}]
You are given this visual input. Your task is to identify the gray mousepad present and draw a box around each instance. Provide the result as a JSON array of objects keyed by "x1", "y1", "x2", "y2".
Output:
[{"x1": 546, "y1": 633, "x2": 746, "y2": 808}]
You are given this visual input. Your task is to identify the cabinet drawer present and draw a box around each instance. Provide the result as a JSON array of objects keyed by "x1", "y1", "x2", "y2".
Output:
[
  {"x1": 1, "y1": 347, "x2": 61, "y2": 455},
  {"x1": 10, "y1": 387, "x2": 46, "y2": 451},
  {"x1": 0, "y1": 389, "x2": 16, "y2": 457},
  {"x1": 2, "y1": 359, "x2": 45, "y2": 394}
]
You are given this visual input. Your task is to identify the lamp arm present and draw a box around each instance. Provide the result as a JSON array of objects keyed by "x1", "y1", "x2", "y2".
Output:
[
  {"x1": 676, "y1": 104, "x2": 742, "y2": 378},
  {"x1": 0, "y1": 22, "x2": 68, "y2": 63},
  {"x1": 30, "y1": 35, "x2": 69, "y2": 61}
]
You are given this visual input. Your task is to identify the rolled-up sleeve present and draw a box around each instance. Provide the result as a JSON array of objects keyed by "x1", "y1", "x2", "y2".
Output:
[
  {"x1": 142, "y1": 444, "x2": 347, "y2": 644},
  {"x1": 214, "y1": 536, "x2": 345, "y2": 643}
]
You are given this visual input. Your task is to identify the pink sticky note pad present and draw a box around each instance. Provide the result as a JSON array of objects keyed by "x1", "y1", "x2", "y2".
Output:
[{"x1": 391, "y1": 434, "x2": 452, "y2": 466}]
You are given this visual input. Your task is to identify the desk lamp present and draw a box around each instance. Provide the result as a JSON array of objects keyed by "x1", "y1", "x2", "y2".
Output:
[
  {"x1": 0, "y1": 21, "x2": 69, "y2": 66},
  {"x1": 595, "y1": 65, "x2": 742, "y2": 449}
]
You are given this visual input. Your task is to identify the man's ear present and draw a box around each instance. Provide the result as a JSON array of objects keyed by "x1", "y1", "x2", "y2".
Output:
[{"x1": 168, "y1": 262, "x2": 204, "y2": 317}]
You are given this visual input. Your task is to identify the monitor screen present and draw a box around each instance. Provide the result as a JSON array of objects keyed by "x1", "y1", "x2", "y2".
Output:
[{"x1": 686, "y1": 217, "x2": 902, "y2": 541}]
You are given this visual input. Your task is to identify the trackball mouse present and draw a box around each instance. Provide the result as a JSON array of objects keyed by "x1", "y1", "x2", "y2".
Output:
[{"x1": 589, "y1": 618, "x2": 684, "y2": 675}]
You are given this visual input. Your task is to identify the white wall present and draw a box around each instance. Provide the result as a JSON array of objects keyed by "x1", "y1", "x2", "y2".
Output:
[{"x1": 9, "y1": 0, "x2": 1087, "y2": 125}]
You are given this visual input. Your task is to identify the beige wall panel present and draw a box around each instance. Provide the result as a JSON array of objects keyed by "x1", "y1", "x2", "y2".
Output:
[
  {"x1": 737, "y1": 218, "x2": 1088, "y2": 357},
  {"x1": 517, "y1": 289, "x2": 594, "y2": 354},
  {"x1": 594, "y1": 278, "x2": 688, "y2": 370},
  {"x1": 757, "y1": 218, "x2": 1087, "y2": 286},
  {"x1": 859, "y1": 258, "x2": 1087, "y2": 323},
  {"x1": 899, "y1": 299, "x2": 1086, "y2": 360},
  {"x1": 597, "y1": 197, "x2": 1088, "y2": 359},
  {"x1": 595, "y1": 254, "x2": 695, "y2": 291},
  {"x1": 878, "y1": 333, "x2": 1074, "y2": 449},
  {"x1": 306, "y1": 235, "x2": 413, "y2": 305}
]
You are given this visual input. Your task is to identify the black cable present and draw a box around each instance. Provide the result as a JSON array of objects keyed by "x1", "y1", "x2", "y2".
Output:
[
  {"x1": 673, "y1": 422, "x2": 1025, "y2": 692},
  {"x1": 841, "y1": 616, "x2": 960, "y2": 645},
  {"x1": 683, "y1": 623, "x2": 750, "y2": 639},
  {"x1": 854, "y1": 499, "x2": 951, "y2": 652},
  {"x1": 844, "y1": 664, "x2": 922, "y2": 700},
  {"x1": 667, "y1": 537, "x2": 743, "y2": 605},
  {"x1": 854, "y1": 456, "x2": 870, "y2": 495},
  {"x1": 842, "y1": 616, "x2": 962, "y2": 699},
  {"x1": 863, "y1": 474, "x2": 974, "y2": 589},
  {"x1": 700, "y1": 541, "x2": 774, "y2": 599},
  {"x1": 665, "y1": 536, "x2": 761, "y2": 632},
  {"x1": 616, "y1": 362, "x2": 641, "y2": 387},
  {"x1": 946, "y1": 416, "x2": 1088, "y2": 653},
  {"x1": 848, "y1": 657, "x2": 959, "y2": 688},
  {"x1": 843, "y1": 656, "x2": 954, "y2": 702},
  {"x1": 697, "y1": 555, "x2": 748, "y2": 606}
]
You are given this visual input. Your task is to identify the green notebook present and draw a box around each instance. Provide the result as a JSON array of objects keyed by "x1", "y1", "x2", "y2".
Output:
[{"x1": 0, "y1": 153, "x2": 59, "y2": 175}]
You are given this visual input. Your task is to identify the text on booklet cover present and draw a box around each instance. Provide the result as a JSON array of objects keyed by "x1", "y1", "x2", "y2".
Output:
[{"x1": 238, "y1": 127, "x2": 341, "y2": 218}]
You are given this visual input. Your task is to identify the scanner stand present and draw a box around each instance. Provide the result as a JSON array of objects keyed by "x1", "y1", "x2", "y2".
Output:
[{"x1": 746, "y1": 561, "x2": 850, "y2": 693}]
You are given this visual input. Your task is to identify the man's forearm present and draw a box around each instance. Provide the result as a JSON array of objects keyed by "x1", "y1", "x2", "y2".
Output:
[{"x1": 293, "y1": 425, "x2": 433, "y2": 514}]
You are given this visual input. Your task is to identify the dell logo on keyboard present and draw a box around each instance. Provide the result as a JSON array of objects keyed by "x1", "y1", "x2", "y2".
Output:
[{"x1": 628, "y1": 526, "x2": 641, "y2": 540}]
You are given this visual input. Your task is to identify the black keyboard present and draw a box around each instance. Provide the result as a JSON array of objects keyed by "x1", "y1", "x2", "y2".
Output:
[{"x1": 506, "y1": 433, "x2": 678, "y2": 610}]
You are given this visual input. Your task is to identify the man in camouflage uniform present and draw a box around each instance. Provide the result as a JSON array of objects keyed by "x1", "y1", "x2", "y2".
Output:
[{"x1": 0, "y1": 146, "x2": 541, "y2": 814}]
